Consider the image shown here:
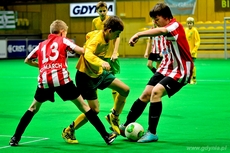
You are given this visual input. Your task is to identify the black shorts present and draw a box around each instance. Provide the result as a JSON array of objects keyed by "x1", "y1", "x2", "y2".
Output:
[
  {"x1": 148, "y1": 53, "x2": 163, "y2": 61},
  {"x1": 147, "y1": 72, "x2": 185, "y2": 97},
  {"x1": 75, "y1": 70, "x2": 116, "y2": 100},
  {"x1": 34, "y1": 81, "x2": 81, "y2": 103}
]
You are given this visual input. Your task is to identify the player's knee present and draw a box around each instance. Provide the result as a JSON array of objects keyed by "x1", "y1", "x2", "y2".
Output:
[
  {"x1": 91, "y1": 108, "x2": 100, "y2": 114},
  {"x1": 140, "y1": 93, "x2": 151, "y2": 101},
  {"x1": 121, "y1": 86, "x2": 130, "y2": 97},
  {"x1": 151, "y1": 90, "x2": 162, "y2": 99}
]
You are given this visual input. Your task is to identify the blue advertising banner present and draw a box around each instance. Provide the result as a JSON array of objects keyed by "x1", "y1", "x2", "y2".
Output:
[
  {"x1": 27, "y1": 39, "x2": 43, "y2": 54},
  {"x1": 164, "y1": 0, "x2": 197, "y2": 15},
  {"x1": 7, "y1": 40, "x2": 27, "y2": 58}
]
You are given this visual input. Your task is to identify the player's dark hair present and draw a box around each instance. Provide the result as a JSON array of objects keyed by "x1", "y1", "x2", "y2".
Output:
[
  {"x1": 149, "y1": 2, "x2": 173, "y2": 19},
  {"x1": 104, "y1": 16, "x2": 124, "y2": 32},
  {"x1": 96, "y1": 1, "x2": 107, "y2": 10}
]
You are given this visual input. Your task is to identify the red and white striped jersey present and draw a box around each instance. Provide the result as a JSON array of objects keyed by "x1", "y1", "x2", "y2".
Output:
[
  {"x1": 150, "y1": 35, "x2": 165, "y2": 54},
  {"x1": 157, "y1": 18, "x2": 194, "y2": 84},
  {"x1": 27, "y1": 34, "x2": 77, "y2": 88}
]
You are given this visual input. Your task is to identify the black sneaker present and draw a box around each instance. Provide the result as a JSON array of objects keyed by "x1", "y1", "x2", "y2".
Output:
[
  {"x1": 9, "y1": 136, "x2": 19, "y2": 146},
  {"x1": 104, "y1": 133, "x2": 117, "y2": 145}
]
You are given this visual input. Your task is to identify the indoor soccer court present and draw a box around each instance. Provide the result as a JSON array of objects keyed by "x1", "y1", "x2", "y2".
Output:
[{"x1": 0, "y1": 58, "x2": 229, "y2": 153}]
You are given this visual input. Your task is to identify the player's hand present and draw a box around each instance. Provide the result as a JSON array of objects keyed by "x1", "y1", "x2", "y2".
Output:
[
  {"x1": 144, "y1": 53, "x2": 148, "y2": 58},
  {"x1": 129, "y1": 34, "x2": 139, "y2": 47},
  {"x1": 110, "y1": 54, "x2": 118, "y2": 62},
  {"x1": 102, "y1": 62, "x2": 111, "y2": 71}
]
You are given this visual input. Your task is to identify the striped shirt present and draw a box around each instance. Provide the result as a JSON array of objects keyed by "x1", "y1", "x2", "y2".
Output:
[
  {"x1": 27, "y1": 34, "x2": 76, "y2": 88},
  {"x1": 157, "y1": 18, "x2": 194, "y2": 84}
]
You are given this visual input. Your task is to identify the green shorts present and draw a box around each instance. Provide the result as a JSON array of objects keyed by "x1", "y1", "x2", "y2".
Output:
[
  {"x1": 103, "y1": 58, "x2": 120, "y2": 75},
  {"x1": 75, "y1": 70, "x2": 116, "y2": 100}
]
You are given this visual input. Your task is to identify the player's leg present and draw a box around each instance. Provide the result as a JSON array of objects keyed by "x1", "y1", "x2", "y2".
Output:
[
  {"x1": 9, "y1": 87, "x2": 51, "y2": 146},
  {"x1": 108, "y1": 58, "x2": 120, "y2": 101},
  {"x1": 106, "y1": 78, "x2": 130, "y2": 134},
  {"x1": 9, "y1": 99, "x2": 42, "y2": 146},
  {"x1": 116, "y1": 85, "x2": 153, "y2": 136},
  {"x1": 190, "y1": 58, "x2": 196, "y2": 84},
  {"x1": 59, "y1": 81, "x2": 116, "y2": 144},
  {"x1": 148, "y1": 53, "x2": 157, "y2": 73},
  {"x1": 138, "y1": 77, "x2": 183, "y2": 143},
  {"x1": 71, "y1": 96, "x2": 116, "y2": 145}
]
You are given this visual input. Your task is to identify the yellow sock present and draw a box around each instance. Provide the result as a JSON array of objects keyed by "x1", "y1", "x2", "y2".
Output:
[
  {"x1": 66, "y1": 113, "x2": 88, "y2": 131},
  {"x1": 112, "y1": 89, "x2": 117, "y2": 102},
  {"x1": 193, "y1": 66, "x2": 196, "y2": 80},
  {"x1": 113, "y1": 94, "x2": 126, "y2": 115}
]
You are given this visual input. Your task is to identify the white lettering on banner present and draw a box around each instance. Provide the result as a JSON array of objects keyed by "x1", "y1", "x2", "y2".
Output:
[
  {"x1": 8, "y1": 45, "x2": 26, "y2": 53},
  {"x1": 70, "y1": 2, "x2": 114, "y2": 17},
  {"x1": 28, "y1": 44, "x2": 38, "y2": 52}
]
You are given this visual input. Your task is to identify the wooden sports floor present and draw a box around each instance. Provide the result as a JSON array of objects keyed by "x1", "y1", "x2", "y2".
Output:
[{"x1": 0, "y1": 58, "x2": 230, "y2": 153}]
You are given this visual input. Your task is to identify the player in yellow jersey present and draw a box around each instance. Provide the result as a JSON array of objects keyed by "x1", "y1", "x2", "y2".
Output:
[
  {"x1": 92, "y1": 1, "x2": 121, "y2": 101},
  {"x1": 185, "y1": 17, "x2": 200, "y2": 84},
  {"x1": 62, "y1": 16, "x2": 130, "y2": 143}
]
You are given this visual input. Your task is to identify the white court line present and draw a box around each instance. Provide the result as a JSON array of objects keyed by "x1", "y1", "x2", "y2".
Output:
[{"x1": 0, "y1": 135, "x2": 49, "y2": 150}]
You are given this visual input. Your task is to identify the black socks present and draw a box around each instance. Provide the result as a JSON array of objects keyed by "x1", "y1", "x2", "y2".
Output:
[
  {"x1": 151, "y1": 67, "x2": 157, "y2": 73},
  {"x1": 148, "y1": 102, "x2": 162, "y2": 134},
  {"x1": 85, "y1": 109, "x2": 108, "y2": 137},
  {"x1": 14, "y1": 110, "x2": 34, "y2": 139},
  {"x1": 124, "y1": 98, "x2": 147, "y2": 126}
]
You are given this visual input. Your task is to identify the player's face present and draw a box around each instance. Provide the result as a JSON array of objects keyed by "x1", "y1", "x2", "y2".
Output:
[
  {"x1": 153, "y1": 16, "x2": 169, "y2": 27},
  {"x1": 109, "y1": 30, "x2": 121, "y2": 40},
  {"x1": 187, "y1": 21, "x2": 194, "y2": 29},
  {"x1": 97, "y1": 7, "x2": 107, "y2": 20}
]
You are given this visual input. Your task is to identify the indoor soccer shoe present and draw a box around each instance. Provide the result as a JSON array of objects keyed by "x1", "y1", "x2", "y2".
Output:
[
  {"x1": 119, "y1": 124, "x2": 126, "y2": 137},
  {"x1": 9, "y1": 136, "x2": 19, "y2": 146},
  {"x1": 137, "y1": 131, "x2": 158, "y2": 143},
  {"x1": 105, "y1": 113, "x2": 120, "y2": 135},
  {"x1": 62, "y1": 122, "x2": 78, "y2": 144},
  {"x1": 104, "y1": 132, "x2": 117, "y2": 145},
  {"x1": 109, "y1": 124, "x2": 126, "y2": 137}
]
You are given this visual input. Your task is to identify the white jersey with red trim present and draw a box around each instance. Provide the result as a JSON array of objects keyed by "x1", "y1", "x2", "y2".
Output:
[
  {"x1": 157, "y1": 18, "x2": 194, "y2": 84},
  {"x1": 27, "y1": 34, "x2": 77, "y2": 88}
]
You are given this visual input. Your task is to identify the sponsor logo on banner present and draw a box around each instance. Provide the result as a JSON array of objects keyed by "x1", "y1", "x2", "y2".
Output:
[
  {"x1": 0, "y1": 11, "x2": 16, "y2": 29},
  {"x1": 164, "y1": 0, "x2": 197, "y2": 15},
  {"x1": 27, "y1": 39, "x2": 43, "y2": 54},
  {"x1": 7, "y1": 40, "x2": 27, "y2": 58},
  {"x1": 70, "y1": 2, "x2": 114, "y2": 17}
]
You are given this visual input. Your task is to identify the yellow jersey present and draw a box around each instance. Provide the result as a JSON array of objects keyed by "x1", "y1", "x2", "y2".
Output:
[
  {"x1": 185, "y1": 27, "x2": 200, "y2": 58},
  {"x1": 91, "y1": 15, "x2": 118, "y2": 58},
  {"x1": 76, "y1": 30, "x2": 109, "y2": 78}
]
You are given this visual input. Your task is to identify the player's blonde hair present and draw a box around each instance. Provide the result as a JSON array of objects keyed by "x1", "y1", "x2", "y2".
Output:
[
  {"x1": 187, "y1": 17, "x2": 194, "y2": 23},
  {"x1": 50, "y1": 20, "x2": 68, "y2": 34}
]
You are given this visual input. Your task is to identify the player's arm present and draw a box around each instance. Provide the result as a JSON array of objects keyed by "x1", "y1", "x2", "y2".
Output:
[
  {"x1": 24, "y1": 46, "x2": 39, "y2": 67},
  {"x1": 111, "y1": 37, "x2": 120, "y2": 60},
  {"x1": 129, "y1": 27, "x2": 167, "y2": 46},
  {"x1": 73, "y1": 45, "x2": 84, "y2": 55},
  {"x1": 84, "y1": 44, "x2": 110, "y2": 71},
  {"x1": 192, "y1": 29, "x2": 201, "y2": 54},
  {"x1": 144, "y1": 37, "x2": 151, "y2": 58},
  {"x1": 91, "y1": 20, "x2": 96, "y2": 31},
  {"x1": 24, "y1": 58, "x2": 38, "y2": 67},
  {"x1": 64, "y1": 38, "x2": 84, "y2": 55}
]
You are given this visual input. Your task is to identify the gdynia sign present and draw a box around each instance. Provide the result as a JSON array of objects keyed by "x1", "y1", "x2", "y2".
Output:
[{"x1": 70, "y1": 2, "x2": 115, "y2": 17}]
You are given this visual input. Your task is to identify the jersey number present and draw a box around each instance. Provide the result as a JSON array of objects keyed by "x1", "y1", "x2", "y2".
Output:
[{"x1": 41, "y1": 42, "x2": 59, "y2": 64}]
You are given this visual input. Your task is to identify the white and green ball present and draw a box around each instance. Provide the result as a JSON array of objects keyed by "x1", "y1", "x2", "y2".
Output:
[{"x1": 125, "y1": 122, "x2": 145, "y2": 141}]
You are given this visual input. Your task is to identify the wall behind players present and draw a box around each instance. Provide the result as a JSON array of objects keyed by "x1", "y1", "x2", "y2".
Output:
[{"x1": 3, "y1": 0, "x2": 230, "y2": 56}]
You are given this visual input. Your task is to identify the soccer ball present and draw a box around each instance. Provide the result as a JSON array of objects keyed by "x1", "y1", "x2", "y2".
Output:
[{"x1": 125, "y1": 122, "x2": 145, "y2": 141}]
